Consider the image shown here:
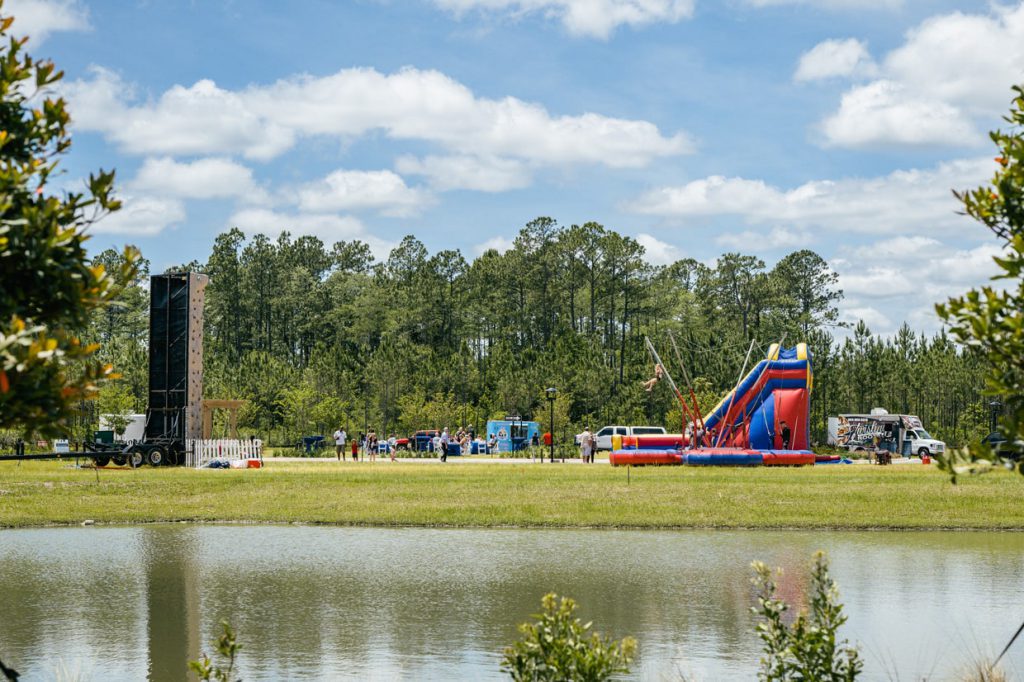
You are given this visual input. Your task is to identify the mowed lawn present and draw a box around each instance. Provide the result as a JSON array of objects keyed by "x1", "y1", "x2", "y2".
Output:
[{"x1": 0, "y1": 460, "x2": 1021, "y2": 529}]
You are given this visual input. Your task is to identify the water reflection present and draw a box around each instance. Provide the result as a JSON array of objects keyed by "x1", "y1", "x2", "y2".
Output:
[
  {"x1": 0, "y1": 526, "x2": 1022, "y2": 680},
  {"x1": 143, "y1": 527, "x2": 201, "y2": 680}
]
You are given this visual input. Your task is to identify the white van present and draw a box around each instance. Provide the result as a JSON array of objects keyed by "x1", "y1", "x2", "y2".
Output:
[{"x1": 592, "y1": 425, "x2": 667, "y2": 451}]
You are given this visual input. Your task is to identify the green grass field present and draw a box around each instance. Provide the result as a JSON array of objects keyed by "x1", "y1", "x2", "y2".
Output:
[{"x1": 0, "y1": 460, "x2": 1020, "y2": 530}]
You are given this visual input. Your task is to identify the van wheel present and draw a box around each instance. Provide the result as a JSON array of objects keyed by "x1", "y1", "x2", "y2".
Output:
[{"x1": 918, "y1": 447, "x2": 930, "y2": 458}]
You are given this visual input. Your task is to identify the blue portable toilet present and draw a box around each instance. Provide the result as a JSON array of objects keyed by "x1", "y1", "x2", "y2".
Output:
[{"x1": 486, "y1": 418, "x2": 539, "y2": 453}]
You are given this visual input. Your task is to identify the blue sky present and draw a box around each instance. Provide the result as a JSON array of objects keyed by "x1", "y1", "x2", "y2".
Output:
[{"x1": 13, "y1": 0, "x2": 1024, "y2": 334}]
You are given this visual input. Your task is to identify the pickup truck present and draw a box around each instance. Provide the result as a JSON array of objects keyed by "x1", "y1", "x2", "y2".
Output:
[{"x1": 591, "y1": 425, "x2": 667, "y2": 451}]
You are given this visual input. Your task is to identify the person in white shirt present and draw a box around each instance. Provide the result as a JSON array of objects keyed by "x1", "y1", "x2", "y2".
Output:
[
  {"x1": 388, "y1": 434, "x2": 398, "y2": 462},
  {"x1": 439, "y1": 428, "x2": 450, "y2": 462},
  {"x1": 577, "y1": 427, "x2": 593, "y2": 463},
  {"x1": 333, "y1": 427, "x2": 347, "y2": 461}
]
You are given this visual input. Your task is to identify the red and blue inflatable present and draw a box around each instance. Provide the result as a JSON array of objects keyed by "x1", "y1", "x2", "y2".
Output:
[{"x1": 610, "y1": 343, "x2": 818, "y2": 467}]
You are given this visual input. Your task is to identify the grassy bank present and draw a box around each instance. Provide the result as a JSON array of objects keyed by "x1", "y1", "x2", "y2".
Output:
[{"x1": 0, "y1": 460, "x2": 1021, "y2": 530}]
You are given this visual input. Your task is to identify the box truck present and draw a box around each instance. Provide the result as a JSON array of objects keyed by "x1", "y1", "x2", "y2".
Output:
[{"x1": 827, "y1": 409, "x2": 945, "y2": 457}]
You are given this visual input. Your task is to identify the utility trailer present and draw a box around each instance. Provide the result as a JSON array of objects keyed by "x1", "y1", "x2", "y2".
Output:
[
  {"x1": 0, "y1": 271, "x2": 209, "y2": 468},
  {"x1": 0, "y1": 438, "x2": 171, "y2": 467}
]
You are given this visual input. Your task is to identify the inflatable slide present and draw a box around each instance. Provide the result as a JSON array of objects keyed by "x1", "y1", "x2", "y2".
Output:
[{"x1": 610, "y1": 343, "x2": 817, "y2": 467}]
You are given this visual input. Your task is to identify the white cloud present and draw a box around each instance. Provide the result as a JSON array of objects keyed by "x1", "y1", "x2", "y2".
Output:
[
  {"x1": 472, "y1": 235, "x2": 515, "y2": 256},
  {"x1": 842, "y1": 306, "x2": 893, "y2": 331},
  {"x1": 296, "y1": 170, "x2": 431, "y2": 217},
  {"x1": 716, "y1": 227, "x2": 810, "y2": 250},
  {"x1": 131, "y1": 157, "x2": 259, "y2": 200},
  {"x1": 396, "y1": 154, "x2": 531, "y2": 192},
  {"x1": 885, "y1": 6, "x2": 1024, "y2": 112},
  {"x1": 6, "y1": 0, "x2": 89, "y2": 43},
  {"x1": 820, "y1": 80, "x2": 977, "y2": 148},
  {"x1": 433, "y1": 0, "x2": 694, "y2": 39},
  {"x1": 65, "y1": 66, "x2": 692, "y2": 169},
  {"x1": 795, "y1": 38, "x2": 876, "y2": 82},
  {"x1": 844, "y1": 235, "x2": 940, "y2": 259},
  {"x1": 229, "y1": 208, "x2": 394, "y2": 259},
  {"x1": 836, "y1": 267, "x2": 916, "y2": 298},
  {"x1": 62, "y1": 68, "x2": 295, "y2": 161},
  {"x1": 90, "y1": 195, "x2": 186, "y2": 236},
  {"x1": 747, "y1": 0, "x2": 900, "y2": 8},
  {"x1": 626, "y1": 157, "x2": 990, "y2": 236},
  {"x1": 636, "y1": 233, "x2": 683, "y2": 265},
  {"x1": 230, "y1": 208, "x2": 364, "y2": 241},
  {"x1": 818, "y1": 4, "x2": 1024, "y2": 148},
  {"x1": 831, "y1": 237, "x2": 1006, "y2": 334}
]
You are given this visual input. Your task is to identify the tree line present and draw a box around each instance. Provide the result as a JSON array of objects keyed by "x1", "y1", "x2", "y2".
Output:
[{"x1": 80, "y1": 219, "x2": 991, "y2": 448}]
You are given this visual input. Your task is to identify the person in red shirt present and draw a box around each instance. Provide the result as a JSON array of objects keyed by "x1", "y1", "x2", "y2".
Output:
[{"x1": 542, "y1": 431, "x2": 552, "y2": 447}]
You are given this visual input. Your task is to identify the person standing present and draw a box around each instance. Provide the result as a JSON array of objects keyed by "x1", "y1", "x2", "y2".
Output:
[
  {"x1": 351, "y1": 436, "x2": 359, "y2": 462},
  {"x1": 388, "y1": 434, "x2": 397, "y2": 462},
  {"x1": 439, "y1": 429, "x2": 449, "y2": 463},
  {"x1": 333, "y1": 426, "x2": 347, "y2": 461},
  {"x1": 780, "y1": 420, "x2": 792, "y2": 450},
  {"x1": 577, "y1": 426, "x2": 592, "y2": 463},
  {"x1": 368, "y1": 431, "x2": 378, "y2": 462}
]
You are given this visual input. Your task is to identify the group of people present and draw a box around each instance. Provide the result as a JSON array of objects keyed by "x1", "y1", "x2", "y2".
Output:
[
  {"x1": 331, "y1": 425, "x2": 505, "y2": 464},
  {"x1": 682, "y1": 420, "x2": 792, "y2": 449},
  {"x1": 430, "y1": 427, "x2": 496, "y2": 460},
  {"x1": 331, "y1": 428, "x2": 401, "y2": 462}
]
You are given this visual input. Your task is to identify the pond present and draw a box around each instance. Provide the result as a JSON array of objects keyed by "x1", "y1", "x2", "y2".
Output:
[{"x1": 0, "y1": 526, "x2": 1022, "y2": 680}]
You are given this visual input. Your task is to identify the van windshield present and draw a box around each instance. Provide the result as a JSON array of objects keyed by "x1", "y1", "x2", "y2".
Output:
[{"x1": 917, "y1": 430, "x2": 933, "y2": 440}]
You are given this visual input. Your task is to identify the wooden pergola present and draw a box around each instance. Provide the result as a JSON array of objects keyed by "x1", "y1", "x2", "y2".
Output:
[{"x1": 201, "y1": 399, "x2": 248, "y2": 439}]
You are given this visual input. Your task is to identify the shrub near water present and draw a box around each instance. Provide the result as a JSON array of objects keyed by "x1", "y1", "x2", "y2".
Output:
[{"x1": 751, "y1": 552, "x2": 863, "y2": 681}]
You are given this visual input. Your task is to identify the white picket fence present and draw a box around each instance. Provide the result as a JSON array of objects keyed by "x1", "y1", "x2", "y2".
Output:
[{"x1": 185, "y1": 439, "x2": 263, "y2": 469}]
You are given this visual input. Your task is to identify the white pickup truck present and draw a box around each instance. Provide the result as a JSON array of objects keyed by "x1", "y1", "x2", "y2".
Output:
[{"x1": 591, "y1": 425, "x2": 667, "y2": 451}]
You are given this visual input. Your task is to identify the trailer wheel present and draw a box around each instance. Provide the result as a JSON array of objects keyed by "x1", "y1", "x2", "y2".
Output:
[
  {"x1": 127, "y1": 446, "x2": 144, "y2": 468},
  {"x1": 112, "y1": 456, "x2": 127, "y2": 467},
  {"x1": 145, "y1": 445, "x2": 167, "y2": 467},
  {"x1": 93, "y1": 456, "x2": 110, "y2": 467},
  {"x1": 917, "y1": 447, "x2": 930, "y2": 458}
]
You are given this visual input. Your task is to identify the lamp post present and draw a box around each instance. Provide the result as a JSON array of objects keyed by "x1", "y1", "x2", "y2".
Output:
[
  {"x1": 990, "y1": 399, "x2": 1003, "y2": 434},
  {"x1": 546, "y1": 387, "x2": 557, "y2": 463}
]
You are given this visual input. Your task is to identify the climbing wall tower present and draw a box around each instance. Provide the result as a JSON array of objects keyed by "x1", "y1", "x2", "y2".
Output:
[{"x1": 146, "y1": 272, "x2": 209, "y2": 444}]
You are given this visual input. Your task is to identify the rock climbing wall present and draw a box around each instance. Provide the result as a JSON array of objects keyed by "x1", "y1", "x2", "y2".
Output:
[
  {"x1": 146, "y1": 272, "x2": 209, "y2": 444},
  {"x1": 185, "y1": 273, "x2": 208, "y2": 440}
]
